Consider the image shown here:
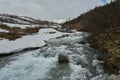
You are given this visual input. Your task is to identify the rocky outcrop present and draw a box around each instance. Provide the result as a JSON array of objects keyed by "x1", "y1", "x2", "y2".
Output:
[{"x1": 58, "y1": 54, "x2": 69, "y2": 63}]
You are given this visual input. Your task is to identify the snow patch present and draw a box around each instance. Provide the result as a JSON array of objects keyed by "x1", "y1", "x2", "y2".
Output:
[
  {"x1": 0, "y1": 29, "x2": 9, "y2": 32},
  {"x1": 2, "y1": 23, "x2": 40, "y2": 29},
  {"x1": 52, "y1": 19, "x2": 66, "y2": 23},
  {"x1": 0, "y1": 28, "x2": 69, "y2": 53}
]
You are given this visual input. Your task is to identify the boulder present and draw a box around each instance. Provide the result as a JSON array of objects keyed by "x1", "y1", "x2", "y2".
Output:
[
  {"x1": 79, "y1": 41, "x2": 86, "y2": 44},
  {"x1": 89, "y1": 44, "x2": 99, "y2": 49},
  {"x1": 58, "y1": 54, "x2": 69, "y2": 63},
  {"x1": 107, "y1": 74, "x2": 120, "y2": 80}
]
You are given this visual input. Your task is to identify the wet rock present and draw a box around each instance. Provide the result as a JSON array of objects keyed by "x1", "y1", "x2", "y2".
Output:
[
  {"x1": 89, "y1": 44, "x2": 99, "y2": 49},
  {"x1": 107, "y1": 74, "x2": 120, "y2": 80},
  {"x1": 79, "y1": 41, "x2": 86, "y2": 44},
  {"x1": 118, "y1": 74, "x2": 120, "y2": 79},
  {"x1": 58, "y1": 54, "x2": 69, "y2": 63},
  {"x1": 118, "y1": 70, "x2": 120, "y2": 74}
]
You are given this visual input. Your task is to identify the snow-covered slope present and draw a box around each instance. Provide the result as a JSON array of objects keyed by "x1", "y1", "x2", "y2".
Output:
[
  {"x1": 0, "y1": 28, "x2": 69, "y2": 54},
  {"x1": 0, "y1": 14, "x2": 54, "y2": 24},
  {"x1": 1, "y1": 23, "x2": 40, "y2": 29},
  {"x1": 0, "y1": 14, "x2": 62, "y2": 41},
  {"x1": 0, "y1": 14, "x2": 56, "y2": 29}
]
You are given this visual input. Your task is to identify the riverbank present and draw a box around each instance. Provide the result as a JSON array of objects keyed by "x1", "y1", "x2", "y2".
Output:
[{"x1": 62, "y1": 0, "x2": 120, "y2": 74}]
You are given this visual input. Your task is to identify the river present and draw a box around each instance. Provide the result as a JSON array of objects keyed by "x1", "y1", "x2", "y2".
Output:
[{"x1": 0, "y1": 28, "x2": 108, "y2": 80}]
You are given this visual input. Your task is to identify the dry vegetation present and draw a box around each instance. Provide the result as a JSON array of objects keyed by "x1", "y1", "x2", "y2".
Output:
[
  {"x1": 0, "y1": 24, "x2": 40, "y2": 40},
  {"x1": 63, "y1": 0, "x2": 120, "y2": 74}
]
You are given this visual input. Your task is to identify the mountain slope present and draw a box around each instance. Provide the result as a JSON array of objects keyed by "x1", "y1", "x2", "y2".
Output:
[
  {"x1": 63, "y1": 0, "x2": 120, "y2": 74},
  {"x1": 0, "y1": 14, "x2": 54, "y2": 25},
  {"x1": 0, "y1": 14, "x2": 56, "y2": 40}
]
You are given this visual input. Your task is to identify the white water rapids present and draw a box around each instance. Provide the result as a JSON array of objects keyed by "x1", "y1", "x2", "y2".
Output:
[{"x1": 0, "y1": 28, "x2": 108, "y2": 80}]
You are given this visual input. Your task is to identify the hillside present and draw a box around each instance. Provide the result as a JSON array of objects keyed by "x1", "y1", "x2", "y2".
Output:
[
  {"x1": 0, "y1": 14, "x2": 55, "y2": 25},
  {"x1": 0, "y1": 14, "x2": 56, "y2": 40},
  {"x1": 63, "y1": 0, "x2": 120, "y2": 74}
]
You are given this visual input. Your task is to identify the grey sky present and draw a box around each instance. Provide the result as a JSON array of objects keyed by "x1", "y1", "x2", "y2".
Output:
[{"x1": 0, "y1": 0, "x2": 110, "y2": 20}]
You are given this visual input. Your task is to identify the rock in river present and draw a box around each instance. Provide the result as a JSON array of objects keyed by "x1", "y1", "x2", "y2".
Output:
[{"x1": 58, "y1": 54, "x2": 69, "y2": 63}]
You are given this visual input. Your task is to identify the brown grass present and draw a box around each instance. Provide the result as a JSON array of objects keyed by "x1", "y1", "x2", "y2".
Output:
[
  {"x1": 0, "y1": 24, "x2": 41, "y2": 40},
  {"x1": 62, "y1": 0, "x2": 120, "y2": 74}
]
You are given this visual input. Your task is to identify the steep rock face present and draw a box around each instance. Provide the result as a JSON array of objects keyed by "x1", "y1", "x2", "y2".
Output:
[{"x1": 62, "y1": 0, "x2": 120, "y2": 74}]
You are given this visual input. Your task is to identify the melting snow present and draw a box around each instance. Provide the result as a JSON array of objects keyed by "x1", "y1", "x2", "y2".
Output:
[
  {"x1": 0, "y1": 28, "x2": 69, "y2": 54},
  {"x1": 0, "y1": 29, "x2": 9, "y2": 32},
  {"x1": 52, "y1": 19, "x2": 66, "y2": 24},
  {"x1": 1, "y1": 23, "x2": 40, "y2": 29}
]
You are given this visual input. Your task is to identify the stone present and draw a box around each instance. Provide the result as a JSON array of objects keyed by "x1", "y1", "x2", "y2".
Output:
[
  {"x1": 117, "y1": 74, "x2": 120, "y2": 79},
  {"x1": 89, "y1": 44, "x2": 99, "y2": 49},
  {"x1": 79, "y1": 41, "x2": 86, "y2": 44},
  {"x1": 118, "y1": 70, "x2": 120, "y2": 74},
  {"x1": 58, "y1": 54, "x2": 69, "y2": 63},
  {"x1": 107, "y1": 74, "x2": 120, "y2": 80}
]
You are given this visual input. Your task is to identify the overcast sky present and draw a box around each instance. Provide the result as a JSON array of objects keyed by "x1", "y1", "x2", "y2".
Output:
[{"x1": 0, "y1": 0, "x2": 111, "y2": 20}]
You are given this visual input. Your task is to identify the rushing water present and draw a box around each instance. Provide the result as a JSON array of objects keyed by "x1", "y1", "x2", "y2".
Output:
[{"x1": 0, "y1": 30, "x2": 108, "y2": 80}]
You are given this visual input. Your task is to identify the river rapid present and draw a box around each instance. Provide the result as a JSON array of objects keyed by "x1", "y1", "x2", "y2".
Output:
[{"x1": 0, "y1": 28, "x2": 108, "y2": 80}]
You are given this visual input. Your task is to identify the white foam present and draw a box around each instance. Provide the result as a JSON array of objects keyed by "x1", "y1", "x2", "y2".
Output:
[
  {"x1": 48, "y1": 35, "x2": 83, "y2": 45},
  {"x1": 91, "y1": 74, "x2": 107, "y2": 80},
  {"x1": 0, "y1": 50, "x2": 57, "y2": 80},
  {"x1": 69, "y1": 64, "x2": 91, "y2": 80}
]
